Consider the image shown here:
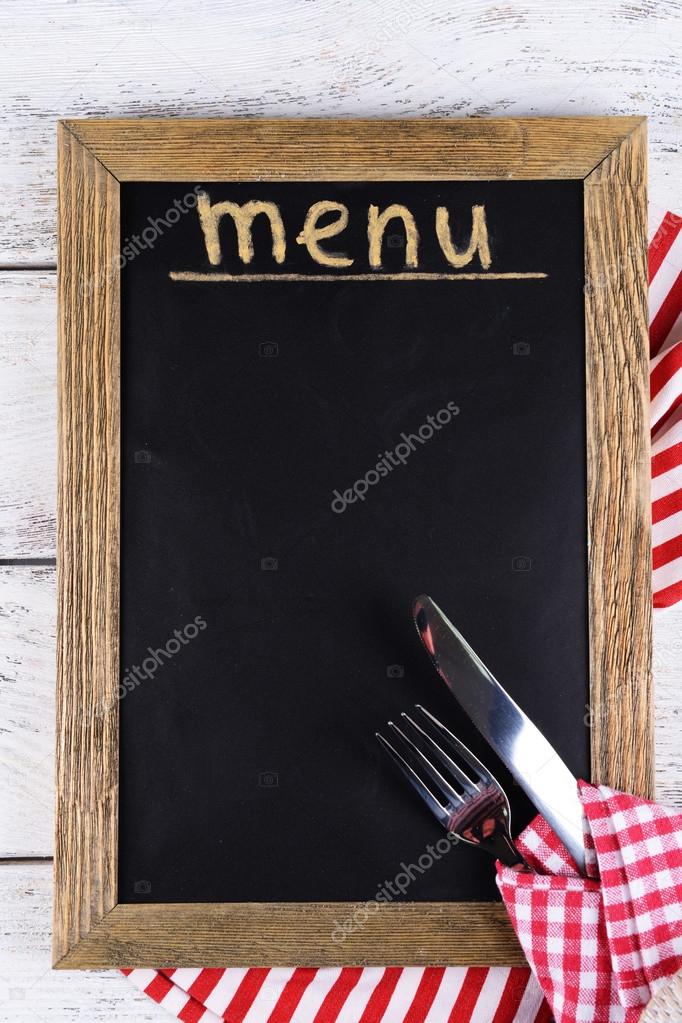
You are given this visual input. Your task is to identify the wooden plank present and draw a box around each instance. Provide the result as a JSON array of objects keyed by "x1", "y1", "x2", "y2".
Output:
[
  {"x1": 584, "y1": 121, "x2": 653, "y2": 796},
  {"x1": 0, "y1": 272, "x2": 56, "y2": 557},
  {"x1": 653, "y1": 606, "x2": 682, "y2": 810},
  {"x1": 0, "y1": 860, "x2": 164, "y2": 1021},
  {"x1": 641, "y1": 969, "x2": 682, "y2": 1023},
  {"x1": 64, "y1": 116, "x2": 642, "y2": 181},
  {"x1": 56, "y1": 901, "x2": 524, "y2": 969},
  {"x1": 54, "y1": 124, "x2": 121, "y2": 965},
  {"x1": 0, "y1": 1, "x2": 680, "y2": 263},
  {"x1": 0, "y1": 566, "x2": 55, "y2": 858}
]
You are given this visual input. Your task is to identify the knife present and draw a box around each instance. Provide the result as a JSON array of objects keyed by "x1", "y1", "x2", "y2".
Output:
[{"x1": 412, "y1": 593, "x2": 586, "y2": 873}]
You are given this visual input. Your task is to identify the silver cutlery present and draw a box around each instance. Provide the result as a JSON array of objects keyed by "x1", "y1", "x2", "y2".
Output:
[
  {"x1": 412, "y1": 593, "x2": 586, "y2": 873},
  {"x1": 377, "y1": 704, "x2": 527, "y2": 869}
]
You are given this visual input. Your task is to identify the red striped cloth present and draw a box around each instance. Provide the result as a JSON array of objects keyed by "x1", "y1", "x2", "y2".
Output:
[
  {"x1": 124, "y1": 211, "x2": 682, "y2": 1023},
  {"x1": 123, "y1": 965, "x2": 551, "y2": 1022},
  {"x1": 650, "y1": 210, "x2": 682, "y2": 606}
]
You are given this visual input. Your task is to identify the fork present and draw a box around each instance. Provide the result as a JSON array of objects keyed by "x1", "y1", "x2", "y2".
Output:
[{"x1": 376, "y1": 704, "x2": 527, "y2": 869}]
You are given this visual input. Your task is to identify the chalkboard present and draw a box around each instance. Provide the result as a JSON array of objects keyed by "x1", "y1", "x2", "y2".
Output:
[
  {"x1": 119, "y1": 179, "x2": 588, "y2": 905},
  {"x1": 55, "y1": 118, "x2": 652, "y2": 968}
]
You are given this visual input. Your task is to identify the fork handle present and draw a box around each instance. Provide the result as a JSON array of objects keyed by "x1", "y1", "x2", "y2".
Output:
[
  {"x1": 487, "y1": 829, "x2": 528, "y2": 870},
  {"x1": 462, "y1": 816, "x2": 528, "y2": 869},
  {"x1": 456, "y1": 803, "x2": 529, "y2": 869}
]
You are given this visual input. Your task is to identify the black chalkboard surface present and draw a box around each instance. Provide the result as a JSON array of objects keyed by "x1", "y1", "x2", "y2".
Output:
[{"x1": 118, "y1": 179, "x2": 589, "y2": 906}]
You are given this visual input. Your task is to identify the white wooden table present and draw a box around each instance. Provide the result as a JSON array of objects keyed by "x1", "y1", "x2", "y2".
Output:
[{"x1": 1, "y1": 3, "x2": 680, "y2": 1019}]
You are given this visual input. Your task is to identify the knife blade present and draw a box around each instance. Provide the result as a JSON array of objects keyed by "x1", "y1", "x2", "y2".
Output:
[{"x1": 413, "y1": 593, "x2": 586, "y2": 873}]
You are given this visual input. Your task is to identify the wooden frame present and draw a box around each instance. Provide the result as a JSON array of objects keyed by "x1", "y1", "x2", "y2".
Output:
[{"x1": 55, "y1": 117, "x2": 652, "y2": 968}]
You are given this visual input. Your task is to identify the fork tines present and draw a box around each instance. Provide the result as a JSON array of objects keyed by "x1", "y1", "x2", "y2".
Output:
[
  {"x1": 376, "y1": 704, "x2": 497, "y2": 831},
  {"x1": 377, "y1": 705, "x2": 526, "y2": 868}
]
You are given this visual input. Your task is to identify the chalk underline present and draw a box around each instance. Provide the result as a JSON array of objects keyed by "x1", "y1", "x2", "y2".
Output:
[{"x1": 168, "y1": 271, "x2": 548, "y2": 283}]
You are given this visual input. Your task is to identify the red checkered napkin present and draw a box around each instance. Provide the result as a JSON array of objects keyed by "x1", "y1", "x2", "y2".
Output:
[{"x1": 496, "y1": 781, "x2": 682, "y2": 1023}]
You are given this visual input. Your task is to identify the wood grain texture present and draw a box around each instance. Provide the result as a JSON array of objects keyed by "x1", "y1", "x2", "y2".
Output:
[
  {"x1": 652, "y1": 608, "x2": 682, "y2": 809},
  {"x1": 584, "y1": 120, "x2": 654, "y2": 796},
  {"x1": 0, "y1": 566, "x2": 55, "y2": 857},
  {"x1": 54, "y1": 116, "x2": 654, "y2": 967},
  {"x1": 53, "y1": 123, "x2": 120, "y2": 965},
  {"x1": 0, "y1": 860, "x2": 165, "y2": 1022},
  {"x1": 55, "y1": 902, "x2": 524, "y2": 969},
  {"x1": 640, "y1": 969, "x2": 682, "y2": 1023},
  {"x1": 0, "y1": 0, "x2": 680, "y2": 264},
  {"x1": 0, "y1": 272, "x2": 56, "y2": 557},
  {"x1": 64, "y1": 116, "x2": 642, "y2": 181}
]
